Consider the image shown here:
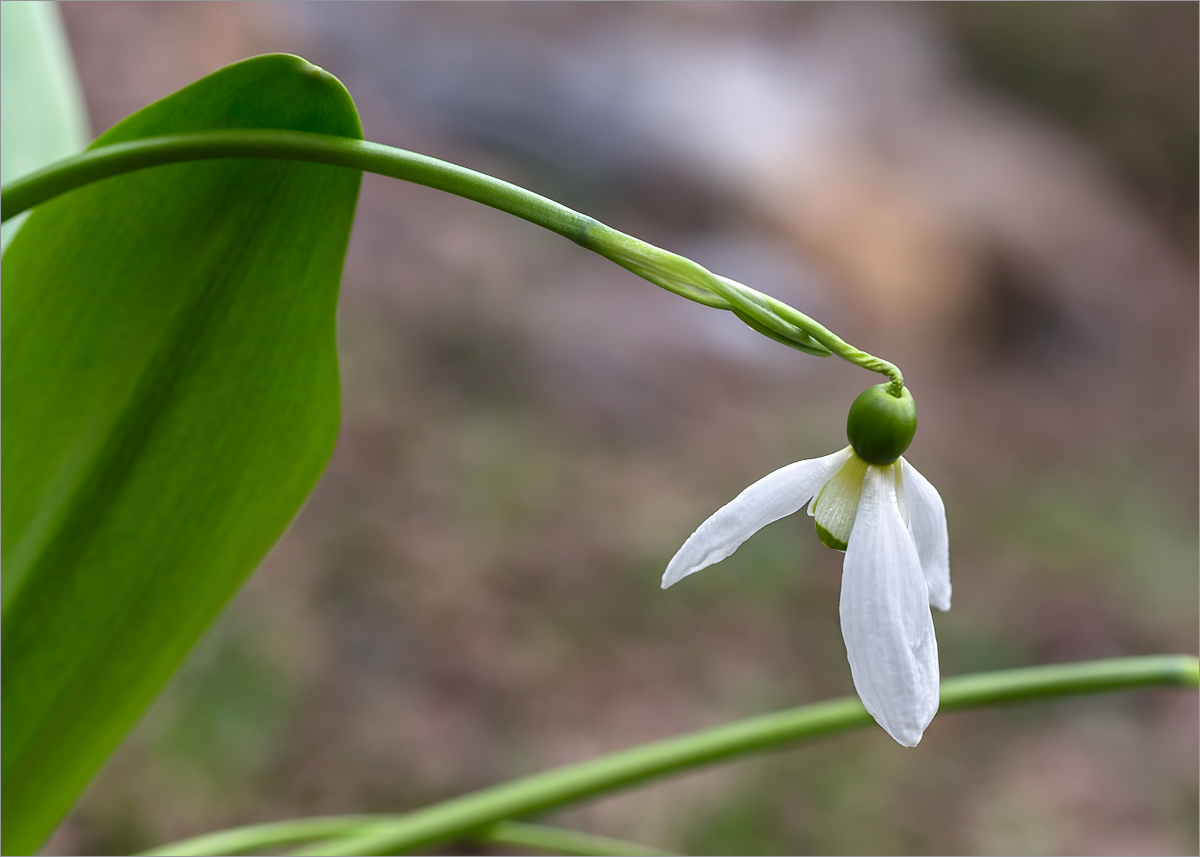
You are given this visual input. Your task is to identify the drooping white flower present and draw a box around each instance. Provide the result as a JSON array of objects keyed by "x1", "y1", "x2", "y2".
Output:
[{"x1": 662, "y1": 386, "x2": 950, "y2": 747}]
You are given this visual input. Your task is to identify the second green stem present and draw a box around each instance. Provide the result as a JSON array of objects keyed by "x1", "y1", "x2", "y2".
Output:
[{"x1": 142, "y1": 655, "x2": 1197, "y2": 857}]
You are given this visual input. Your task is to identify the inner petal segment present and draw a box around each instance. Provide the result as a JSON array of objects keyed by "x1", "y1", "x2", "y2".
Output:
[{"x1": 812, "y1": 453, "x2": 870, "y2": 551}]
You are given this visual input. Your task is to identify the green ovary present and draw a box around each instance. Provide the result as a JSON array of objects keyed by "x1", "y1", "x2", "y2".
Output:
[{"x1": 846, "y1": 383, "x2": 917, "y2": 465}]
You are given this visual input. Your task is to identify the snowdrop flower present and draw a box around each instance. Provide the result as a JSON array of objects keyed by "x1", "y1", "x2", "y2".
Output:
[{"x1": 663, "y1": 384, "x2": 950, "y2": 746}]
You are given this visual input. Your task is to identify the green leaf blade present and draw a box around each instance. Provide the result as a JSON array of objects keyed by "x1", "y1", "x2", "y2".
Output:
[{"x1": 1, "y1": 54, "x2": 362, "y2": 854}]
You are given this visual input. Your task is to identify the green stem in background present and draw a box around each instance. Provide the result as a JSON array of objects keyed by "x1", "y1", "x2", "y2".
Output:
[
  {"x1": 139, "y1": 818, "x2": 673, "y2": 857},
  {"x1": 142, "y1": 655, "x2": 1197, "y2": 857},
  {"x1": 482, "y1": 821, "x2": 676, "y2": 857},
  {"x1": 0, "y1": 129, "x2": 903, "y2": 390},
  {"x1": 139, "y1": 816, "x2": 381, "y2": 857}
]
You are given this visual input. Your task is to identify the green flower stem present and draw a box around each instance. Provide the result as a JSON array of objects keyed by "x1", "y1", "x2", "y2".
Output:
[
  {"x1": 0, "y1": 128, "x2": 900, "y2": 386},
  {"x1": 141, "y1": 655, "x2": 1196, "y2": 857}
]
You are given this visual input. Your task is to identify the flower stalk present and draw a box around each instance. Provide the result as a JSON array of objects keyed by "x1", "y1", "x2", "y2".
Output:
[{"x1": 0, "y1": 128, "x2": 902, "y2": 392}]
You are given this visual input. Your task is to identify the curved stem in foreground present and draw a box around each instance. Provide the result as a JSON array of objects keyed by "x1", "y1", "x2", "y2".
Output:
[
  {"x1": 0, "y1": 129, "x2": 904, "y2": 386},
  {"x1": 141, "y1": 655, "x2": 1198, "y2": 857}
]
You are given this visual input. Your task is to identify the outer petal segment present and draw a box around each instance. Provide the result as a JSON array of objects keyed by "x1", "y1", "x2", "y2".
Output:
[
  {"x1": 900, "y1": 458, "x2": 951, "y2": 611},
  {"x1": 840, "y1": 465, "x2": 940, "y2": 746},
  {"x1": 662, "y1": 447, "x2": 853, "y2": 589}
]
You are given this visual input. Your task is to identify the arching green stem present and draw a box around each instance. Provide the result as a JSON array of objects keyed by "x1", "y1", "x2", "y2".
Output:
[{"x1": 0, "y1": 129, "x2": 902, "y2": 389}]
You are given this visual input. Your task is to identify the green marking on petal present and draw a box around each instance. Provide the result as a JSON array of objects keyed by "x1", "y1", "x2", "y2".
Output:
[{"x1": 815, "y1": 521, "x2": 849, "y2": 552}]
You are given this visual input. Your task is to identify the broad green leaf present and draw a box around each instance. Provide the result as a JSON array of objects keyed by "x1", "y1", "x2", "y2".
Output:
[
  {"x1": 1, "y1": 54, "x2": 362, "y2": 853},
  {"x1": 0, "y1": 0, "x2": 90, "y2": 250}
]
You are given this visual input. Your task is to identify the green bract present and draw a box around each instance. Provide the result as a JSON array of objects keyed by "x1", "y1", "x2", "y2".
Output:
[{"x1": 846, "y1": 384, "x2": 917, "y2": 466}]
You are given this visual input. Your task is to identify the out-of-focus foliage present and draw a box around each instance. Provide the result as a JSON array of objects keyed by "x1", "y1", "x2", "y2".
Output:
[
  {"x1": 42, "y1": 4, "x2": 1197, "y2": 856},
  {"x1": 0, "y1": 0, "x2": 89, "y2": 249},
  {"x1": 2, "y1": 54, "x2": 362, "y2": 853},
  {"x1": 945, "y1": 2, "x2": 1198, "y2": 230}
]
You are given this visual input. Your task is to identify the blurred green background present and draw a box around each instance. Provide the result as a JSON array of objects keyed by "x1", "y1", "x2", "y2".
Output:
[{"x1": 37, "y1": 3, "x2": 1197, "y2": 854}]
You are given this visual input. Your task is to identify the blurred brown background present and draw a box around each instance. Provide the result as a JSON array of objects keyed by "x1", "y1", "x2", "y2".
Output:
[{"x1": 45, "y1": 3, "x2": 1197, "y2": 854}]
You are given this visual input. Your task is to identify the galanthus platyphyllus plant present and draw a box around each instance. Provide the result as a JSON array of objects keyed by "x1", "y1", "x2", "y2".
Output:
[
  {"x1": 663, "y1": 384, "x2": 950, "y2": 746},
  {"x1": 5, "y1": 41, "x2": 1198, "y2": 857}
]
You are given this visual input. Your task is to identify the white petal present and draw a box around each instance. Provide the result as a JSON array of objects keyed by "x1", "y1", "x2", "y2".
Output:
[
  {"x1": 840, "y1": 466, "x2": 940, "y2": 746},
  {"x1": 662, "y1": 447, "x2": 853, "y2": 589},
  {"x1": 900, "y1": 458, "x2": 952, "y2": 612}
]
